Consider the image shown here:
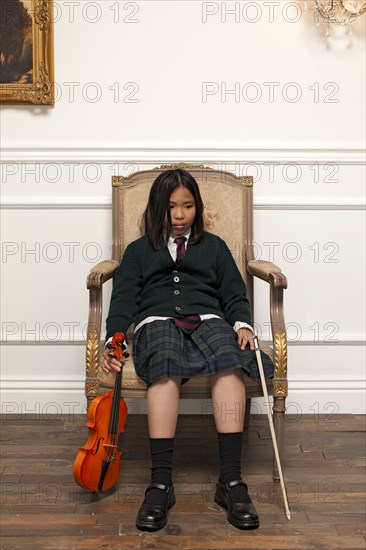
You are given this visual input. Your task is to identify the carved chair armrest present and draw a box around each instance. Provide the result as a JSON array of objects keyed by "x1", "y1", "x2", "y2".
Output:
[
  {"x1": 247, "y1": 259, "x2": 287, "y2": 288},
  {"x1": 87, "y1": 260, "x2": 119, "y2": 289}
]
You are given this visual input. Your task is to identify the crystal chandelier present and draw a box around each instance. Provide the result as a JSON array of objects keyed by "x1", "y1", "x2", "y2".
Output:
[{"x1": 304, "y1": 0, "x2": 366, "y2": 36}]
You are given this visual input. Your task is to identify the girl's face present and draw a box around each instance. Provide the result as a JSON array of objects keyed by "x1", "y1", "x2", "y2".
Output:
[{"x1": 168, "y1": 186, "x2": 196, "y2": 236}]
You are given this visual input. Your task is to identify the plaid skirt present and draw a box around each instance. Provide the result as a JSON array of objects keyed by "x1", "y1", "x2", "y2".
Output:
[{"x1": 132, "y1": 318, "x2": 274, "y2": 387}]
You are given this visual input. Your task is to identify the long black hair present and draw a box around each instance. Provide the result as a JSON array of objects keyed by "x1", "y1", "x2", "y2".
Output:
[{"x1": 141, "y1": 169, "x2": 204, "y2": 250}]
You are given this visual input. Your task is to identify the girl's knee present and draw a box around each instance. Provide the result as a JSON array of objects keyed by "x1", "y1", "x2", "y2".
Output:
[
  {"x1": 149, "y1": 376, "x2": 182, "y2": 389},
  {"x1": 210, "y1": 369, "x2": 243, "y2": 384}
]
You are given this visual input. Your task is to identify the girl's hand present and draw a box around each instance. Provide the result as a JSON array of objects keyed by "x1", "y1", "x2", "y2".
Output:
[
  {"x1": 102, "y1": 344, "x2": 129, "y2": 373},
  {"x1": 237, "y1": 328, "x2": 255, "y2": 351}
]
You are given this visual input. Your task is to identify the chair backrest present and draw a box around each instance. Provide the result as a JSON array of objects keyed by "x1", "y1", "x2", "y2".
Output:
[{"x1": 111, "y1": 164, "x2": 254, "y2": 310}]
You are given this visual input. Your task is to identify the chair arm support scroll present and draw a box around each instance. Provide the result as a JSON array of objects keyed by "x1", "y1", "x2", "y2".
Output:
[
  {"x1": 247, "y1": 259, "x2": 288, "y2": 394},
  {"x1": 87, "y1": 260, "x2": 119, "y2": 289},
  {"x1": 85, "y1": 259, "x2": 119, "y2": 402}
]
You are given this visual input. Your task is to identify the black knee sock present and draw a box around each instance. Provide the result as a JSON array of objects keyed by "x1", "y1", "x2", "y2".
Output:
[
  {"x1": 217, "y1": 432, "x2": 251, "y2": 501},
  {"x1": 145, "y1": 438, "x2": 174, "y2": 505},
  {"x1": 217, "y1": 431, "x2": 243, "y2": 484}
]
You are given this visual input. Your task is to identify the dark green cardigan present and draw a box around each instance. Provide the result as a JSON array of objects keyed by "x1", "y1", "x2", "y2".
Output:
[{"x1": 106, "y1": 231, "x2": 252, "y2": 341}]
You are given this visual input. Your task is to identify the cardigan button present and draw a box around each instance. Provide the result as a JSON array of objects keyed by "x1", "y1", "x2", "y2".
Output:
[
  {"x1": 173, "y1": 276, "x2": 180, "y2": 283},
  {"x1": 175, "y1": 306, "x2": 181, "y2": 311},
  {"x1": 174, "y1": 290, "x2": 180, "y2": 295}
]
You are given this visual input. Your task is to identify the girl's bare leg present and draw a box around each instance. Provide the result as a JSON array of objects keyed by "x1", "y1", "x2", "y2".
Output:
[
  {"x1": 147, "y1": 377, "x2": 181, "y2": 438},
  {"x1": 210, "y1": 370, "x2": 246, "y2": 432}
]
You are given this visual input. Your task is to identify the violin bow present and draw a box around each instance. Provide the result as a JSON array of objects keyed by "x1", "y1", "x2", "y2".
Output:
[{"x1": 253, "y1": 330, "x2": 291, "y2": 520}]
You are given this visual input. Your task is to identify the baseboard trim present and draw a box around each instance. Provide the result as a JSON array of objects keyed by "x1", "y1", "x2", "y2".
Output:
[
  {"x1": 1, "y1": 376, "x2": 363, "y2": 392},
  {"x1": 1, "y1": 336, "x2": 365, "y2": 345},
  {"x1": 1, "y1": 378, "x2": 364, "y2": 415}
]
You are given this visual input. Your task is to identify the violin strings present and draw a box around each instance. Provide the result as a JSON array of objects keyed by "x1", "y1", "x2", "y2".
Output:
[{"x1": 107, "y1": 343, "x2": 123, "y2": 460}]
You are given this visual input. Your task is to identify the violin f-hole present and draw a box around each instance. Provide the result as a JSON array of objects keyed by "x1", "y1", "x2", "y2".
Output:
[{"x1": 91, "y1": 436, "x2": 104, "y2": 456}]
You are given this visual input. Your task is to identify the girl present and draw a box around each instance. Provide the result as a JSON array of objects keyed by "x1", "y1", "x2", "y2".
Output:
[{"x1": 102, "y1": 168, "x2": 274, "y2": 532}]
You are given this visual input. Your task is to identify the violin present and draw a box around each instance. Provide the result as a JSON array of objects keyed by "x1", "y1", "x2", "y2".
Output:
[{"x1": 73, "y1": 332, "x2": 128, "y2": 493}]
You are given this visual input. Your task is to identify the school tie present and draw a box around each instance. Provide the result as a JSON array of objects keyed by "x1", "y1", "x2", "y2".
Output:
[
  {"x1": 174, "y1": 236, "x2": 186, "y2": 265},
  {"x1": 172, "y1": 236, "x2": 201, "y2": 333}
]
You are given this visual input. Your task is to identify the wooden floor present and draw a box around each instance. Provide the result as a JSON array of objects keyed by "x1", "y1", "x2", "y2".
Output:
[{"x1": 0, "y1": 413, "x2": 365, "y2": 550}]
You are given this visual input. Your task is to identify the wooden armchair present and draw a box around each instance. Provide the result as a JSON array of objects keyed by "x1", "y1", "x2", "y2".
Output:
[{"x1": 85, "y1": 164, "x2": 288, "y2": 481}]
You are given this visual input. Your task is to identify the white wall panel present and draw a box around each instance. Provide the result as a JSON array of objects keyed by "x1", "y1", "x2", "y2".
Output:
[
  {"x1": 1, "y1": 209, "x2": 113, "y2": 342},
  {"x1": 1, "y1": 1, "x2": 365, "y2": 148},
  {"x1": 252, "y1": 209, "x2": 366, "y2": 338}
]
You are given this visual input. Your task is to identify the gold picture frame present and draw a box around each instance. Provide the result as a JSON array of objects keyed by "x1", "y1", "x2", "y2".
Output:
[{"x1": 0, "y1": 0, "x2": 54, "y2": 105}]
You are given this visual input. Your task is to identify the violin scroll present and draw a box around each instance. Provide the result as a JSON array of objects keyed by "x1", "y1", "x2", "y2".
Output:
[{"x1": 107, "y1": 331, "x2": 129, "y2": 364}]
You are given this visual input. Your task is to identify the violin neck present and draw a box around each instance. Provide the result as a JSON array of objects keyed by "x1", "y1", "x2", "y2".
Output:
[{"x1": 108, "y1": 368, "x2": 122, "y2": 435}]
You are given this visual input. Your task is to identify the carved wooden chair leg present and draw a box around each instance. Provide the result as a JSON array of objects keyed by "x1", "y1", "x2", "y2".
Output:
[
  {"x1": 272, "y1": 395, "x2": 286, "y2": 482},
  {"x1": 244, "y1": 397, "x2": 252, "y2": 430},
  {"x1": 86, "y1": 394, "x2": 96, "y2": 410},
  {"x1": 244, "y1": 397, "x2": 251, "y2": 429}
]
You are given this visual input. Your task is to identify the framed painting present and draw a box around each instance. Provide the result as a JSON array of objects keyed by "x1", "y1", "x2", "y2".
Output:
[{"x1": 0, "y1": 0, "x2": 54, "y2": 104}]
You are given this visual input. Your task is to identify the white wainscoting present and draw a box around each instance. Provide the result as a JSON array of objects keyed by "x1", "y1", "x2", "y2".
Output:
[{"x1": 1, "y1": 150, "x2": 365, "y2": 414}]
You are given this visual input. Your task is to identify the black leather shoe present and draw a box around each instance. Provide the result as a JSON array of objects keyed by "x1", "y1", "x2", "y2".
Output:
[
  {"x1": 135, "y1": 482, "x2": 176, "y2": 531},
  {"x1": 214, "y1": 479, "x2": 260, "y2": 530}
]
